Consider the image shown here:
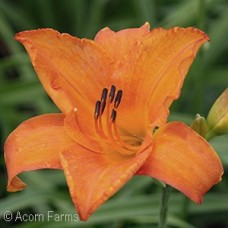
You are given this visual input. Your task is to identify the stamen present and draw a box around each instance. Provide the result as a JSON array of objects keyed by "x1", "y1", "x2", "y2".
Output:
[
  {"x1": 100, "y1": 100, "x2": 106, "y2": 115},
  {"x1": 94, "y1": 101, "x2": 101, "y2": 119},
  {"x1": 100, "y1": 88, "x2": 108, "y2": 115},
  {"x1": 110, "y1": 109, "x2": 117, "y2": 123},
  {"x1": 114, "y1": 90, "x2": 123, "y2": 108},
  {"x1": 110, "y1": 108, "x2": 140, "y2": 151},
  {"x1": 113, "y1": 120, "x2": 140, "y2": 151},
  {"x1": 101, "y1": 88, "x2": 108, "y2": 101},
  {"x1": 109, "y1": 85, "x2": 116, "y2": 103},
  {"x1": 94, "y1": 100, "x2": 106, "y2": 138},
  {"x1": 94, "y1": 85, "x2": 139, "y2": 154}
]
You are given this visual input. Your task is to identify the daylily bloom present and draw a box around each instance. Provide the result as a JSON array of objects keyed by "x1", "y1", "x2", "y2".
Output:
[{"x1": 5, "y1": 23, "x2": 223, "y2": 221}]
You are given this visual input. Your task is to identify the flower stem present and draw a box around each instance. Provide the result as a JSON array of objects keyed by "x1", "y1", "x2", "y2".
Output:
[{"x1": 158, "y1": 185, "x2": 172, "y2": 228}]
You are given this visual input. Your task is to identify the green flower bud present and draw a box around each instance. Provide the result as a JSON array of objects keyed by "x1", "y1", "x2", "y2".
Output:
[
  {"x1": 206, "y1": 89, "x2": 228, "y2": 137},
  {"x1": 191, "y1": 114, "x2": 208, "y2": 138}
]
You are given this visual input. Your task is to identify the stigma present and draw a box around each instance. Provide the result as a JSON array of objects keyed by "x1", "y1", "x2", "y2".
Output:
[{"x1": 94, "y1": 85, "x2": 139, "y2": 154}]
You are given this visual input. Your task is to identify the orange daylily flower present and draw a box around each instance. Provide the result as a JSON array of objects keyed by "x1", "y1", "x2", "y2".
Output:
[{"x1": 5, "y1": 23, "x2": 223, "y2": 221}]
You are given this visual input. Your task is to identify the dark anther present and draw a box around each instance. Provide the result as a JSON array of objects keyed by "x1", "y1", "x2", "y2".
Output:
[
  {"x1": 114, "y1": 90, "x2": 123, "y2": 108},
  {"x1": 100, "y1": 100, "x2": 106, "y2": 115},
  {"x1": 101, "y1": 88, "x2": 108, "y2": 102},
  {"x1": 94, "y1": 101, "x2": 101, "y2": 119},
  {"x1": 109, "y1": 85, "x2": 116, "y2": 103},
  {"x1": 110, "y1": 109, "x2": 117, "y2": 123}
]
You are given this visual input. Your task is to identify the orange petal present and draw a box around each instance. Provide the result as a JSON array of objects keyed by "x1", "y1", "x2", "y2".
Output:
[
  {"x1": 64, "y1": 110, "x2": 101, "y2": 152},
  {"x1": 60, "y1": 136, "x2": 152, "y2": 221},
  {"x1": 112, "y1": 27, "x2": 209, "y2": 136},
  {"x1": 94, "y1": 22, "x2": 150, "y2": 62},
  {"x1": 15, "y1": 29, "x2": 113, "y2": 114},
  {"x1": 5, "y1": 114, "x2": 74, "y2": 192},
  {"x1": 137, "y1": 122, "x2": 223, "y2": 203}
]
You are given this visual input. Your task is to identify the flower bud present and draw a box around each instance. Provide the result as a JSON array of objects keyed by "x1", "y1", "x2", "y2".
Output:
[
  {"x1": 206, "y1": 89, "x2": 228, "y2": 136},
  {"x1": 191, "y1": 114, "x2": 208, "y2": 137}
]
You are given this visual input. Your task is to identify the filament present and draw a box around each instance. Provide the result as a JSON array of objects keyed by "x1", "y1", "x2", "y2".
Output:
[{"x1": 94, "y1": 85, "x2": 139, "y2": 153}]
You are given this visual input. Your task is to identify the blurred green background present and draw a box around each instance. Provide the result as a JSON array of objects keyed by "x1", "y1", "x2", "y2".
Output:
[{"x1": 0, "y1": 0, "x2": 228, "y2": 227}]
